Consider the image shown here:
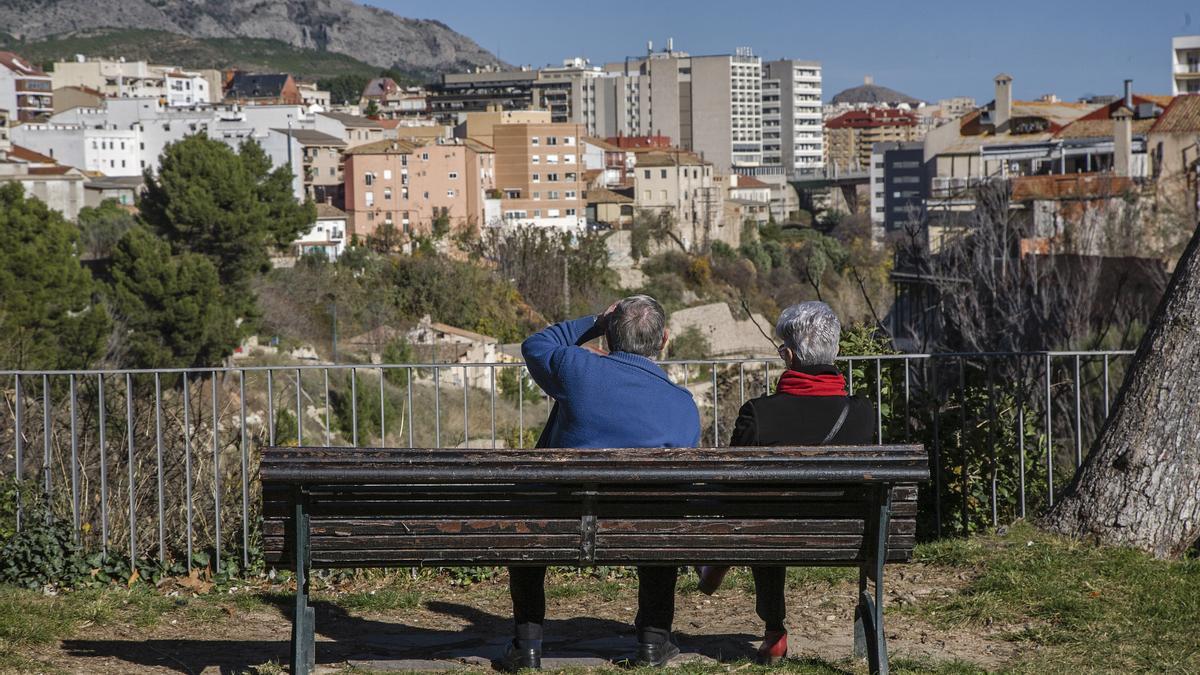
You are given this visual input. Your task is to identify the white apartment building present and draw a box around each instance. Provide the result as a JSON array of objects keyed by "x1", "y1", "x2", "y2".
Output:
[
  {"x1": 52, "y1": 57, "x2": 216, "y2": 106},
  {"x1": 1172, "y1": 36, "x2": 1200, "y2": 95},
  {"x1": 11, "y1": 98, "x2": 308, "y2": 199},
  {"x1": 761, "y1": 59, "x2": 823, "y2": 174}
]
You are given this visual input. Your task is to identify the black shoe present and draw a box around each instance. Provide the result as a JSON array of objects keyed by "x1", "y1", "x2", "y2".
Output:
[
  {"x1": 635, "y1": 639, "x2": 680, "y2": 667},
  {"x1": 499, "y1": 638, "x2": 542, "y2": 671}
]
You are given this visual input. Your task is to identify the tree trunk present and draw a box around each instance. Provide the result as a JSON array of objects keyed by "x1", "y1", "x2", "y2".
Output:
[{"x1": 1042, "y1": 222, "x2": 1200, "y2": 558}]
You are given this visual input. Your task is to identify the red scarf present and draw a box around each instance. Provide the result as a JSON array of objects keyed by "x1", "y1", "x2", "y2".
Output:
[{"x1": 777, "y1": 369, "x2": 847, "y2": 397}]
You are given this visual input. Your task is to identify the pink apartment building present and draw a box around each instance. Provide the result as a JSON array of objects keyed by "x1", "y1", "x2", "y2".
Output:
[{"x1": 343, "y1": 137, "x2": 496, "y2": 241}]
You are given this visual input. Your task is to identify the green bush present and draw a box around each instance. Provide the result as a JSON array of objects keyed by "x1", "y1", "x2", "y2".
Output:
[{"x1": 0, "y1": 484, "x2": 89, "y2": 590}]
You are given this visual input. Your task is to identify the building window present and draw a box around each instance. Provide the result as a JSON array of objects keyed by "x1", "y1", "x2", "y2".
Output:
[
  {"x1": 365, "y1": 191, "x2": 374, "y2": 206},
  {"x1": 447, "y1": 189, "x2": 456, "y2": 197},
  {"x1": 660, "y1": 190, "x2": 668, "y2": 201},
  {"x1": 548, "y1": 191, "x2": 560, "y2": 199},
  {"x1": 643, "y1": 170, "x2": 651, "y2": 179},
  {"x1": 384, "y1": 188, "x2": 392, "y2": 200},
  {"x1": 546, "y1": 154, "x2": 558, "y2": 164},
  {"x1": 532, "y1": 156, "x2": 539, "y2": 164},
  {"x1": 402, "y1": 186, "x2": 409, "y2": 199},
  {"x1": 548, "y1": 209, "x2": 560, "y2": 217},
  {"x1": 383, "y1": 169, "x2": 392, "y2": 180},
  {"x1": 566, "y1": 208, "x2": 576, "y2": 215},
  {"x1": 532, "y1": 173, "x2": 540, "y2": 182},
  {"x1": 660, "y1": 169, "x2": 667, "y2": 179},
  {"x1": 547, "y1": 173, "x2": 559, "y2": 181},
  {"x1": 365, "y1": 173, "x2": 374, "y2": 186},
  {"x1": 329, "y1": 167, "x2": 335, "y2": 176},
  {"x1": 421, "y1": 152, "x2": 429, "y2": 161},
  {"x1": 565, "y1": 190, "x2": 577, "y2": 199},
  {"x1": 533, "y1": 209, "x2": 541, "y2": 217},
  {"x1": 531, "y1": 137, "x2": 539, "y2": 146},
  {"x1": 564, "y1": 136, "x2": 575, "y2": 146},
  {"x1": 547, "y1": 136, "x2": 558, "y2": 145},
  {"x1": 643, "y1": 189, "x2": 651, "y2": 200},
  {"x1": 449, "y1": 171, "x2": 459, "y2": 179},
  {"x1": 533, "y1": 192, "x2": 540, "y2": 200},
  {"x1": 564, "y1": 154, "x2": 575, "y2": 164}
]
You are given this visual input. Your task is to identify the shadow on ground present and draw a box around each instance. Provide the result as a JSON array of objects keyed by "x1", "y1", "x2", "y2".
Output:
[{"x1": 60, "y1": 597, "x2": 764, "y2": 673}]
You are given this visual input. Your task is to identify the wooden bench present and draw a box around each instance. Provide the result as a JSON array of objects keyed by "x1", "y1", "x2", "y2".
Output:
[{"x1": 262, "y1": 445, "x2": 928, "y2": 675}]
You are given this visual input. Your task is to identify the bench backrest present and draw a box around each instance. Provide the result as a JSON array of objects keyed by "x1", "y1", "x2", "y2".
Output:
[{"x1": 261, "y1": 446, "x2": 927, "y2": 569}]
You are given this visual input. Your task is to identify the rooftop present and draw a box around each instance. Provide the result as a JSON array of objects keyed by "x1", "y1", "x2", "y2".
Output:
[
  {"x1": 271, "y1": 128, "x2": 347, "y2": 146},
  {"x1": 585, "y1": 187, "x2": 634, "y2": 203},
  {"x1": 1150, "y1": 95, "x2": 1200, "y2": 134},
  {"x1": 344, "y1": 138, "x2": 419, "y2": 155},
  {"x1": 825, "y1": 107, "x2": 918, "y2": 129},
  {"x1": 226, "y1": 73, "x2": 292, "y2": 99},
  {"x1": 316, "y1": 203, "x2": 348, "y2": 218},
  {"x1": 0, "y1": 51, "x2": 49, "y2": 78},
  {"x1": 830, "y1": 80, "x2": 921, "y2": 106},
  {"x1": 319, "y1": 111, "x2": 382, "y2": 129},
  {"x1": 636, "y1": 150, "x2": 707, "y2": 167}
]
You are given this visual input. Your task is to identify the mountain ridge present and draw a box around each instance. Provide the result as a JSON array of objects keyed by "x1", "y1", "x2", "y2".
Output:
[{"x1": 0, "y1": 0, "x2": 504, "y2": 76}]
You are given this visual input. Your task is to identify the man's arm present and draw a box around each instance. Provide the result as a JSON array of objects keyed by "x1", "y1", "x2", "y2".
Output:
[{"x1": 521, "y1": 315, "x2": 602, "y2": 400}]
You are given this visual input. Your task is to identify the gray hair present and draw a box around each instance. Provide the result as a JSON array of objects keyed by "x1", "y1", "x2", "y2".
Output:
[
  {"x1": 606, "y1": 295, "x2": 666, "y2": 358},
  {"x1": 776, "y1": 301, "x2": 841, "y2": 366}
]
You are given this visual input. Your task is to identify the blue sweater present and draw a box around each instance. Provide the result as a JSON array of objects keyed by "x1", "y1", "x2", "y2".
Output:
[{"x1": 522, "y1": 315, "x2": 701, "y2": 449}]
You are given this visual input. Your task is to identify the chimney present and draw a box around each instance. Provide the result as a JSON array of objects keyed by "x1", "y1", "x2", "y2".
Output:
[
  {"x1": 1123, "y1": 79, "x2": 1133, "y2": 110},
  {"x1": 1113, "y1": 105, "x2": 1133, "y2": 177},
  {"x1": 667, "y1": 37, "x2": 674, "y2": 52},
  {"x1": 647, "y1": 40, "x2": 653, "y2": 54},
  {"x1": 994, "y1": 73, "x2": 1013, "y2": 131}
]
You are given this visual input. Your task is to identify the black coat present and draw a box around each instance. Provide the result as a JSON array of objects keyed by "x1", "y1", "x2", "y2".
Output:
[{"x1": 728, "y1": 365, "x2": 876, "y2": 447}]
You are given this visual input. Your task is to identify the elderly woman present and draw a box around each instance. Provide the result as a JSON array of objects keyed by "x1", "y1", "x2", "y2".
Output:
[{"x1": 697, "y1": 301, "x2": 874, "y2": 663}]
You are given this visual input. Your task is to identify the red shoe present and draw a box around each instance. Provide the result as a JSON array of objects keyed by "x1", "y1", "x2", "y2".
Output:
[
  {"x1": 695, "y1": 565, "x2": 729, "y2": 595},
  {"x1": 757, "y1": 630, "x2": 787, "y2": 665}
]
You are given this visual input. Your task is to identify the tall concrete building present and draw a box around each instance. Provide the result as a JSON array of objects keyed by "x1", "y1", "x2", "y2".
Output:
[
  {"x1": 0, "y1": 51, "x2": 52, "y2": 122},
  {"x1": 1172, "y1": 36, "x2": 1200, "y2": 95},
  {"x1": 597, "y1": 43, "x2": 762, "y2": 171},
  {"x1": 761, "y1": 60, "x2": 823, "y2": 174}
]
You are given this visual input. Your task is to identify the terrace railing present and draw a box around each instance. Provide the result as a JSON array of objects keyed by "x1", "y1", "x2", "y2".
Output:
[{"x1": 0, "y1": 350, "x2": 1134, "y2": 571}]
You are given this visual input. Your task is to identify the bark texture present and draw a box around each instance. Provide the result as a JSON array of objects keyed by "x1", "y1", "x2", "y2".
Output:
[{"x1": 1043, "y1": 223, "x2": 1200, "y2": 558}]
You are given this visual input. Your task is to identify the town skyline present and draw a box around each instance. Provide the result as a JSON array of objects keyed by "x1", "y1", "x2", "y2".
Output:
[{"x1": 373, "y1": 0, "x2": 1200, "y2": 103}]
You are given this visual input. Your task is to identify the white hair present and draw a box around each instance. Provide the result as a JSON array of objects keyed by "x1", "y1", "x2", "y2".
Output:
[{"x1": 775, "y1": 301, "x2": 841, "y2": 366}]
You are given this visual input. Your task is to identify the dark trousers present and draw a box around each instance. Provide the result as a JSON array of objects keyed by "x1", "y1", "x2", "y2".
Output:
[
  {"x1": 751, "y1": 566, "x2": 786, "y2": 632},
  {"x1": 508, "y1": 565, "x2": 678, "y2": 642}
]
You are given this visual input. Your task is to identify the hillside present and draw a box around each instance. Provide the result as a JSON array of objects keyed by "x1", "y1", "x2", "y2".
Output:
[
  {"x1": 0, "y1": 0, "x2": 503, "y2": 76},
  {"x1": 0, "y1": 28, "x2": 400, "y2": 82},
  {"x1": 0, "y1": 28, "x2": 402, "y2": 82}
]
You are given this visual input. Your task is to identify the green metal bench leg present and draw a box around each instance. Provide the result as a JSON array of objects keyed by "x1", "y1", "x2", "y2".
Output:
[
  {"x1": 854, "y1": 486, "x2": 892, "y2": 675},
  {"x1": 291, "y1": 491, "x2": 315, "y2": 675}
]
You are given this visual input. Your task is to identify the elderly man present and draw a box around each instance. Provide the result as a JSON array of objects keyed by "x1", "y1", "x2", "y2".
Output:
[
  {"x1": 697, "y1": 301, "x2": 874, "y2": 663},
  {"x1": 503, "y1": 295, "x2": 700, "y2": 670}
]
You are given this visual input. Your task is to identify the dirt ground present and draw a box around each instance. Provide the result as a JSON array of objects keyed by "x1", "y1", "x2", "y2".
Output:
[{"x1": 30, "y1": 562, "x2": 1027, "y2": 674}]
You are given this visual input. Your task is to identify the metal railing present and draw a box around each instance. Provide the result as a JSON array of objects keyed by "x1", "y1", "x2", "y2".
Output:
[{"x1": 0, "y1": 350, "x2": 1134, "y2": 570}]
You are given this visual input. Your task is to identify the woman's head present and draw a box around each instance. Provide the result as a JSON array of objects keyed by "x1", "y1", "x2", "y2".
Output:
[{"x1": 775, "y1": 301, "x2": 840, "y2": 367}]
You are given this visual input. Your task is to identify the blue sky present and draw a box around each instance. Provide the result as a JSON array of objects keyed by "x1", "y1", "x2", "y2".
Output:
[{"x1": 369, "y1": 0, "x2": 1197, "y2": 104}]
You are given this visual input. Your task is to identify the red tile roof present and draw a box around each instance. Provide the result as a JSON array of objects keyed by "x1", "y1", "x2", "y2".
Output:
[
  {"x1": 8, "y1": 144, "x2": 56, "y2": 164},
  {"x1": 1150, "y1": 95, "x2": 1200, "y2": 134},
  {"x1": 825, "y1": 107, "x2": 917, "y2": 129},
  {"x1": 0, "y1": 51, "x2": 48, "y2": 77}
]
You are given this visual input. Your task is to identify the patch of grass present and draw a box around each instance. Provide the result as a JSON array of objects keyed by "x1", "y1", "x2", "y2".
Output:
[
  {"x1": 339, "y1": 585, "x2": 422, "y2": 612},
  {"x1": 908, "y1": 521, "x2": 1200, "y2": 672},
  {"x1": 546, "y1": 577, "x2": 623, "y2": 602}
]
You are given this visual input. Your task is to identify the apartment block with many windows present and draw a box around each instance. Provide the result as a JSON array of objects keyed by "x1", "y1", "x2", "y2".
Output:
[
  {"x1": 494, "y1": 122, "x2": 586, "y2": 229},
  {"x1": 343, "y1": 137, "x2": 496, "y2": 241},
  {"x1": 761, "y1": 60, "x2": 823, "y2": 173}
]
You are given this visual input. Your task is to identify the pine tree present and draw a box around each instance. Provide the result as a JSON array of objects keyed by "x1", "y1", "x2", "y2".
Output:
[
  {"x1": 0, "y1": 183, "x2": 109, "y2": 369},
  {"x1": 139, "y1": 134, "x2": 316, "y2": 319},
  {"x1": 106, "y1": 227, "x2": 239, "y2": 370}
]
